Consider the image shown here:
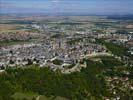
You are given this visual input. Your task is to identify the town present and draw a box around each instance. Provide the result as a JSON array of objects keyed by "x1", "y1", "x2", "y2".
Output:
[{"x1": 0, "y1": 15, "x2": 133, "y2": 100}]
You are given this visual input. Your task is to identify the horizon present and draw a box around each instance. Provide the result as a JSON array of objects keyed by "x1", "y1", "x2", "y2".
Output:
[{"x1": 0, "y1": 0, "x2": 133, "y2": 15}]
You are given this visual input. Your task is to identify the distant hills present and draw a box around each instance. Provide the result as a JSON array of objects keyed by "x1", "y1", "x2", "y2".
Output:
[
  {"x1": 107, "y1": 15, "x2": 133, "y2": 20},
  {"x1": 1, "y1": 13, "x2": 133, "y2": 20}
]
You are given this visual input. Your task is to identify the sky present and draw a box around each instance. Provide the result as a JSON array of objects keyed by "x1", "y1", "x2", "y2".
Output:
[{"x1": 0, "y1": 0, "x2": 133, "y2": 15}]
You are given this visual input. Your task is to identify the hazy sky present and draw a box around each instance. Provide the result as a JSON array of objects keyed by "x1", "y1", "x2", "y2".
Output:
[{"x1": 0, "y1": 0, "x2": 133, "y2": 15}]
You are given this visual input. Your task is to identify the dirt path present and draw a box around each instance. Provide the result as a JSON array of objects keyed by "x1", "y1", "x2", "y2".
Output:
[{"x1": 36, "y1": 95, "x2": 41, "y2": 100}]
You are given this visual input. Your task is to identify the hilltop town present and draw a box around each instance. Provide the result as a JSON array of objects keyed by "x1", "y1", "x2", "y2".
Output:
[
  {"x1": 0, "y1": 15, "x2": 133, "y2": 100},
  {"x1": 0, "y1": 16, "x2": 132, "y2": 70}
]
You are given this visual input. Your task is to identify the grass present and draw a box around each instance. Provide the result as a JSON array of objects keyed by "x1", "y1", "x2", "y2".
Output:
[
  {"x1": 12, "y1": 93, "x2": 68, "y2": 100},
  {"x1": 39, "y1": 95, "x2": 68, "y2": 100},
  {"x1": 12, "y1": 92, "x2": 38, "y2": 100}
]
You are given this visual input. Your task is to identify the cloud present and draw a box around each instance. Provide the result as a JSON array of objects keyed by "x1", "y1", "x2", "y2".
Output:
[
  {"x1": 51, "y1": 0, "x2": 61, "y2": 3},
  {"x1": 0, "y1": 2, "x2": 17, "y2": 8}
]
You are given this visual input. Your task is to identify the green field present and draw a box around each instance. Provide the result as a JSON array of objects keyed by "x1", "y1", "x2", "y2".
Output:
[{"x1": 96, "y1": 39, "x2": 128, "y2": 56}]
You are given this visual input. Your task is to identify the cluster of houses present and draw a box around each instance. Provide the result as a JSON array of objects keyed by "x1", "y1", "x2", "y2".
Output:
[
  {"x1": 105, "y1": 75, "x2": 132, "y2": 100},
  {"x1": 98, "y1": 33, "x2": 133, "y2": 43},
  {"x1": 0, "y1": 37, "x2": 107, "y2": 70},
  {"x1": 0, "y1": 32, "x2": 29, "y2": 41}
]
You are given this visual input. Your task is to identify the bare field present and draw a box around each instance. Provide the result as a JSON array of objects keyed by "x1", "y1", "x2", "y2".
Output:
[
  {"x1": 126, "y1": 25, "x2": 133, "y2": 29},
  {"x1": 0, "y1": 24, "x2": 26, "y2": 32}
]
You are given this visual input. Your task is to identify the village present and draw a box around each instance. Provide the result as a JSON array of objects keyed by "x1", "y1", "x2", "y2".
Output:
[
  {"x1": 0, "y1": 34, "x2": 108, "y2": 73},
  {"x1": 0, "y1": 16, "x2": 133, "y2": 73}
]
